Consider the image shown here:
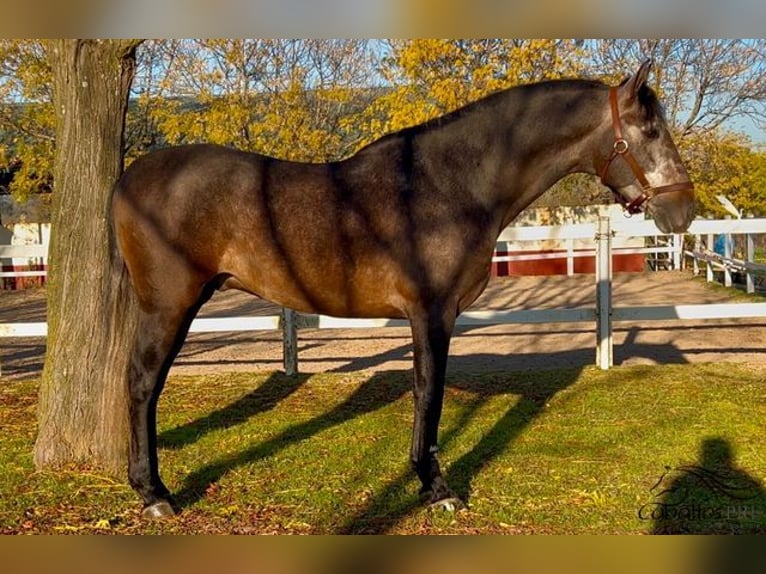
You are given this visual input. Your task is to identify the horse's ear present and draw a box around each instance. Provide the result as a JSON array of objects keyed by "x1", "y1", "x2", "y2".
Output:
[{"x1": 619, "y1": 59, "x2": 653, "y2": 102}]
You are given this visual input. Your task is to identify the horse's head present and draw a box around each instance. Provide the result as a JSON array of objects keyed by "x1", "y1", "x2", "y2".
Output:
[{"x1": 597, "y1": 61, "x2": 695, "y2": 234}]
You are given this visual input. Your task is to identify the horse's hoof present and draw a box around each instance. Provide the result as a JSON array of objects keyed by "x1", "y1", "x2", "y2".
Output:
[
  {"x1": 141, "y1": 500, "x2": 176, "y2": 519},
  {"x1": 429, "y1": 496, "x2": 466, "y2": 512}
]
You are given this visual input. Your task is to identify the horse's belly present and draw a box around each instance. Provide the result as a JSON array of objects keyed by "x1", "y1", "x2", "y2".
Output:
[{"x1": 222, "y1": 250, "x2": 409, "y2": 319}]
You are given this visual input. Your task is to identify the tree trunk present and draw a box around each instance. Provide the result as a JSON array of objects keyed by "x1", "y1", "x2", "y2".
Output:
[{"x1": 34, "y1": 39, "x2": 142, "y2": 474}]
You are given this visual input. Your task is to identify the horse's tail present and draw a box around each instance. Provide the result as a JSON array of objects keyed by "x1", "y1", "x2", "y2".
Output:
[
  {"x1": 103, "y1": 182, "x2": 141, "y2": 412},
  {"x1": 105, "y1": 182, "x2": 139, "y2": 359},
  {"x1": 106, "y1": 215, "x2": 140, "y2": 340}
]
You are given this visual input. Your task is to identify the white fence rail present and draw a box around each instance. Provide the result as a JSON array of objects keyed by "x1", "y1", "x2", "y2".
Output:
[
  {"x1": 2, "y1": 217, "x2": 765, "y2": 376},
  {"x1": 0, "y1": 244, "x2": 48, "y2": 279}
]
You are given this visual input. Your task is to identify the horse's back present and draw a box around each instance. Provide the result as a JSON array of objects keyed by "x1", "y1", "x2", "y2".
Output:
[
  {"x1": 116, "y1": 144, "x2": 262, "y2": 213},
  {"x1": 112, "y1": 144, "x2": 415, "y2": 317}
]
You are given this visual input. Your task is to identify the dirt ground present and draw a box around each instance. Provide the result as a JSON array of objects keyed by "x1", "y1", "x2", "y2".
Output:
[{"x1": 1, "y1": 271, "x2": 766, "y2": 381}]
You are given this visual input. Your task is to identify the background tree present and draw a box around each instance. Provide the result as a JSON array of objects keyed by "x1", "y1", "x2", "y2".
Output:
[
  {"x1": 590, "y1": 39, "x2": 766, "y2": 136},
  {"x1": 34, "y1": 39, "x2": 143, "y2": 473},
  {"x1": 145, "y1": 39, "x2": 377, "y2": 161},
  {"x1": 0, "y1": 40, "x2": 54, "y2": 202},
  {"x1": 5, "y1": 39, "x2": 765, "y2": 216},
  {"x1": 681, "y1": 130, "x2": 766, "y2": 217},
  {"x1": 358, "y1": 39, "x2": 585, "y2": 140},
  {"x1": 123, "y1": 39, "x2": 178, "y2": 161}
]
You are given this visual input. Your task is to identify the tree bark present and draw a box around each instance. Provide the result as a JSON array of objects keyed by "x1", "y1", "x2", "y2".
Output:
[{"x1": 34, "y1": 39, "x2": 142, "y2": 474}]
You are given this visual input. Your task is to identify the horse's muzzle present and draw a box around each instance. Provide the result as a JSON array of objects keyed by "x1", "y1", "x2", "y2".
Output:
[{"x1": 646, "y1": 185, "x2": 695, "y2": 234}]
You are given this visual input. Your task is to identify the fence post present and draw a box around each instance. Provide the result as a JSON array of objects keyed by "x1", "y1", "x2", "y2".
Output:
[
  {"x1": 692, "y1": 234, "x2": 700, "y2": 276},
  {"x1": 595, "y1": 216, "x2": 613, "y2": 370},
  {"x1": 281, "y1": 307, "x2": 298, "y2": 376},
  {"x1": 746, "y1": 214, "x2": 755, "y2": 294},
  {"x1": 672, "y1": 233, "x2": 682, "y2": 270},
  {"x1": 723, "y1": 217, "x2": 733, "y2": 288},
  {"x1": 706, "y1": 220, "x2": 714, "y2": 283}
]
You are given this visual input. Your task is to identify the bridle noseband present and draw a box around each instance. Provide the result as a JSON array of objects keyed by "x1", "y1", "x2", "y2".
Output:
[{"x1": 599, "y1": 87, "x2": 694, "y2": 215}]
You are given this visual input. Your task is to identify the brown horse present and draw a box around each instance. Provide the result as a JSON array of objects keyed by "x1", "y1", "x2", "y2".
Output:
[{"x1": 112, "y1": 60, "x2": 694, "y2": 518}]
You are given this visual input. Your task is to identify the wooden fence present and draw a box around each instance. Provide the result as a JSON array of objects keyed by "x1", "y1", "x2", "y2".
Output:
[{"x1": 1, "y1": 216, "x2": 766, "y2": 375}]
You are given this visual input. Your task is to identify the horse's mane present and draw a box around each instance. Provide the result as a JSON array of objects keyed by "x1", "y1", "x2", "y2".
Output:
[
  {"x1": 353, "y1": 77, "x2": 611, "y2": 156},
  {"x1": 411, "y1": 78, "x2": 609, "y2": 132}
]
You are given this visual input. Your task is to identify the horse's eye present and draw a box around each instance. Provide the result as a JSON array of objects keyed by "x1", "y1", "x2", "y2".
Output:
[{"x1": 644, "y1": 122, "x2": 660, "y2": 139}]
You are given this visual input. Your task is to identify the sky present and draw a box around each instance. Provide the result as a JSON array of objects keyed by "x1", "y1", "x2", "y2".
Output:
[{"x1": 730, "y1": 117, "x2": 765, "y2": 146}]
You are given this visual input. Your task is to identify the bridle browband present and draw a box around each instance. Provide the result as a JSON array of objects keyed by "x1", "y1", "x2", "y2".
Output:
[{"x1": 599, "y1": 87, "x2": 694, "y2": 215}]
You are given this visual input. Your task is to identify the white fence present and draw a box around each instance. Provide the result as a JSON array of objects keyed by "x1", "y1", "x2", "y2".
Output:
[
  {"x1": 0, "y1": 243, "x2": 48, "y2": 280},
  {"x1": 685, "y1": 217, "x2": 766, "y2": 293},
  {"x1": 0, "y1": 223, "x2": 50, "y2": 283},
  {"x1": 1, "y1": 216, "x2": 766, "y2": 376}
]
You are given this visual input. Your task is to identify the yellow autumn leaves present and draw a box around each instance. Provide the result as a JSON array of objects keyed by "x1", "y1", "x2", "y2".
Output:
[
  {"x1": 1, "y1": 39, "x2": 765, "y2": 217},
  {"x1": 356, "y1": 39, "x2": 583, "y2": 146},
  {"x1": 130, "y1": 40, "x2": 582, "y2": 163}
]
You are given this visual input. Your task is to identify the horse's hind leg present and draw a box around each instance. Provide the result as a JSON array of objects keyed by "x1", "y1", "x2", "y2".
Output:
[
  {"x1": 127, "y1": 283, "x2": 213, "y2": 518},
  {"x1": 409, "y1": 306, "x2": 462, "y2": 510}
]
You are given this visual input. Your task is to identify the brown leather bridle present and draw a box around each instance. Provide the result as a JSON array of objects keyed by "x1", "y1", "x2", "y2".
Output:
[{"x1": 599, "y1": 87, "x2": 694, "y2": 215}]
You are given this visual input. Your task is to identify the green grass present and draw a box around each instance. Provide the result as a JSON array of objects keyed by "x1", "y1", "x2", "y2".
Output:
[
  {"x1": 690, "y1": 272, "x2": 766, "y2": 301},
  {"x1": 1, "y1": 364, "x2": 766, "y2": 534}
]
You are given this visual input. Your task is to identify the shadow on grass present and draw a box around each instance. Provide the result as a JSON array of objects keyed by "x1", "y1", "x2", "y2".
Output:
[
  {"x1": 161, "y1": 357, "x2": 584, "y2": 533},
  {"x1": 159, "y1": 332, "x2": 692, "y2": 532},
  {"x1": 158, "y1": 372, "x2": 311, "y2": 450},
  {"x1": 170, "y1": 370, "x2": 412, "y2": 511},
  {"x1": 647, "y1": 436, "x2": 766, "y2": 535},
  {"x1": 337, "y1": 368, "x2": 581, "y2": 533}
]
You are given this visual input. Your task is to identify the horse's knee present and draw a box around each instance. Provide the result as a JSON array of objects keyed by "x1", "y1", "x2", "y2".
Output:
[
  {"x1": 128, "y1": 317, "x2": 177, "y2": 401},
  {"x1": 127, "y1": 355, "x2": 160, "y2": 403},
  {"x1": 129, "y1": 378, "x2": 154, "y2": 404}
]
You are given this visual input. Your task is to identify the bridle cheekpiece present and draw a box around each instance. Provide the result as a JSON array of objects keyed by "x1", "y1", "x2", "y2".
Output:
[{"x1": 599, "y1": 87, "x2": 694, "y2": 215}]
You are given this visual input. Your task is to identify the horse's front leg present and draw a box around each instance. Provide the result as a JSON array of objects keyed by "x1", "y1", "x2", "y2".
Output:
[{"x1": 409, "y1": 308, "x2": 463, "y2": 510}]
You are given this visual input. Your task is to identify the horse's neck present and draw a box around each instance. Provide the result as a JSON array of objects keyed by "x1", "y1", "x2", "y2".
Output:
[{"x1": 425, "y1": 83, "x2": 606, "y2": 224}]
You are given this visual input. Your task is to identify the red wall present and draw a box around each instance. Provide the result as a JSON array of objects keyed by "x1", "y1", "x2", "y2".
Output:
[
  {"x1": 0, "y1": 263, "x2": 47, "y2": 290},
  {"x1": 491, "y1": 250, "x2": 645, "y2": 276}
]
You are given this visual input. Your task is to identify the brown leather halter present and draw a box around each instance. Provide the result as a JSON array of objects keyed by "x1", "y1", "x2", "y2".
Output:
[{"x1": 599, "y1": 87, "x2": 694, "y2": 215}]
